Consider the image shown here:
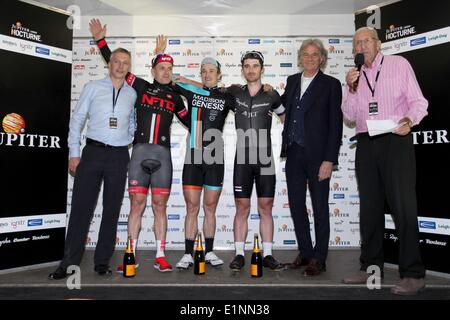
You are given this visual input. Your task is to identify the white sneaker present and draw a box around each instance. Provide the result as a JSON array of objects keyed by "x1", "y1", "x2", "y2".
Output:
[
  {"x1": 205, "y1": 251, "x2": 224, "y2": 266},
  {"x1": 176, "y1": 254, "x2": 194, "y2": 270}
]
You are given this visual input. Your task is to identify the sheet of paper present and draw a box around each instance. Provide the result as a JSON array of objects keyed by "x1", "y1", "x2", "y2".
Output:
[{"x1": 366, "y1": 119, "x2": 403, "y2": 136}]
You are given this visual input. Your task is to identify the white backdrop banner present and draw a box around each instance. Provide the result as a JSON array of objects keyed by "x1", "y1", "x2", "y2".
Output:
[{"x1": 69, "y1": 36, "x2": 358, "y2": 250}]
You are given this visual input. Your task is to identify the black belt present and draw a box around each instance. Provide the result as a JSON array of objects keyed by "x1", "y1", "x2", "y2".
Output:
[{"x1": 86, "y1": 138, "x2": 128, "y2": 149}]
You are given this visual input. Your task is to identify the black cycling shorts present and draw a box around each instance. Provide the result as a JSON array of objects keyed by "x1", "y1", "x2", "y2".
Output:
[
  {"x1": 182, "y1": 149, "x2": 224, "y2": 191},
  {"x1": 233, "y1": 153, "x2": 275, "y2": 198},
  {"x1": 128, "y1": 143, "x2": 172, "y2": 195}
]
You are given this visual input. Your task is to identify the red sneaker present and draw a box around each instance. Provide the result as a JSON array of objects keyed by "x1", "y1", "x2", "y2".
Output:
[{"x1": 154, "y1": 256, "x2": 173, "y2": 272}]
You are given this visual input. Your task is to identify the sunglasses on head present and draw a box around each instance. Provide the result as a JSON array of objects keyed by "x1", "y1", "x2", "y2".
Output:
[{"x1": 241, "y1": 51, "x2": 264, "y2": 64}]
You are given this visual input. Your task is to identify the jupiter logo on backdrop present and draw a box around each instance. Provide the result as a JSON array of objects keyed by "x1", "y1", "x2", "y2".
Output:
[{"x1": 0, "y1": 113, "x2": 61, "y2": 148}]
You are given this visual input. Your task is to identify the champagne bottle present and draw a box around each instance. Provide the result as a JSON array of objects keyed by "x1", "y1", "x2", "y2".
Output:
[
  {"x1": 123, "y1": 236, "x2": 136, "y2": 278},
  {"x1": 194, "y1": 231, "x2": 205, "y2": 275},
  {"x1": 251, "y1": 233, "x2": 263, "y2": 278}
]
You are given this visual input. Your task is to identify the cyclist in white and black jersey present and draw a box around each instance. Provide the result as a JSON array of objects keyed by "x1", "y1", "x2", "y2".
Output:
[{"x1": 227, "y1": 51, "x2": 285, "y2": 271}]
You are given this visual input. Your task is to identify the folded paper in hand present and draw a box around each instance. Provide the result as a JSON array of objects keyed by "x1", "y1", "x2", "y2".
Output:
[{"x1": 366, "y1": 120, "x2": 403, "y2": 137}]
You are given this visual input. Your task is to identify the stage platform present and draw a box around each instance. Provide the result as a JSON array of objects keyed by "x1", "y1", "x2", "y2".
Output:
[{"x1": 0, "y1": 249, "x2": 449, "y2": 300}]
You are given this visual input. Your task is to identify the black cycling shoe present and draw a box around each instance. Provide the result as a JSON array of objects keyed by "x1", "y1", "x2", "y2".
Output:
[
  {"x1": 94, "y1": 264, "x2": 112, "y2": 276},
  {"x1": 262, "y1": 255, "x2": 284, "y2": 271},
  {"x1": 229, "y1": 255, "x2": 245, "y2": 271},
  {"x1": 48, "y1": 267, "x2": 68, "y2": 280}
]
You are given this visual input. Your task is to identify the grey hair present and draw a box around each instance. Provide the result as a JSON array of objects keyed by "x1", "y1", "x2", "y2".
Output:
[
  {"x1": 353, "y1": 27, "x2": 380, "y2": 47},
  {"x1": 297, "y1": 38, "x2": 328, "y2": 70}
]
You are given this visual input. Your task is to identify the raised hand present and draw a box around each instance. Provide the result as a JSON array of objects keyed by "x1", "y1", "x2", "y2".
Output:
[
  {"x1": 89, "y1": 18, "x2": 107, "y2": 40},
  {"x1": 154, "y1": 34, "x2": 167, "y2": 54}
]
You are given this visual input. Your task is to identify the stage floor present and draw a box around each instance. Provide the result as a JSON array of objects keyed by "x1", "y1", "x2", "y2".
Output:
[{"x1": 0, "y1": 249, "x2": 449, "y2": 300}]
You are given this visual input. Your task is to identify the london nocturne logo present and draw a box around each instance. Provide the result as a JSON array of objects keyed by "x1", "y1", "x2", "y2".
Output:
[
  {"x1": 385, "y1": 24, "x2": 416, "y2": 41},
  {"x1": 11, "y1": 21, "x2": 42, "y2": 42}
]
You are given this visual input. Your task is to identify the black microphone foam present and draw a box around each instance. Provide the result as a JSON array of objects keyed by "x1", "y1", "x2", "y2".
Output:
[
  {"x1": 352, "y1": 53, "x2": 365, "y2": 91},
  {"x1": 354, "y1": 53, "x2": 365, "y2": 69}
]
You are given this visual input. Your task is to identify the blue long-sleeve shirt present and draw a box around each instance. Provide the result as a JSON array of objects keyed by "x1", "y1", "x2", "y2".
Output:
[{"x1": 68, "y1": 76, "x2": 137, "y2": 157}]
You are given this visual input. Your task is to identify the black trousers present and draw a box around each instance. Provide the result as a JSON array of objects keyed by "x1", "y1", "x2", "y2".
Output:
[
  {"x1": 60, "y1": 144, "x2": 129, "y2": 269},
  {"x1": 285, "y1": 143, "x2": 330, "y2": 264},
  {"x1": 356, "y1": 133, "x2": 425, "y2": 278}
]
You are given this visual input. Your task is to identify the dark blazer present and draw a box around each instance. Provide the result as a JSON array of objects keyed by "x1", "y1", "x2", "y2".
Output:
[{"x1": 281, "y1": 70, "x2": 343, "y2": 165}]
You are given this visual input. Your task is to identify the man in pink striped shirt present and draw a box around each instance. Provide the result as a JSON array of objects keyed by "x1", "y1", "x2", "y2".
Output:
[{"x1": 341, "y1": 27, "x2": 428, "y2": 295}]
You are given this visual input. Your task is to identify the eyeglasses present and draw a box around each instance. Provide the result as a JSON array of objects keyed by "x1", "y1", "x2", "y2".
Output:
[
  {"x1": 241, "y1": 51, "x2": 264, "y2": 64},
  {"x1": 354, "y1": 37, "x2": 377, "y2": 47},
  {"x1": 300, "y1": 52, "x2": 321, "y2": 59}
]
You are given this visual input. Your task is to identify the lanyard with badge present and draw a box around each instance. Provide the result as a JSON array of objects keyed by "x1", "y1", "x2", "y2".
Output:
[
  {"x1": 110, "y1": 87, "x2": 122, "y2": 129},
  {"x1": 363, "y1": 56, "x2": 384, "y2": 116}
]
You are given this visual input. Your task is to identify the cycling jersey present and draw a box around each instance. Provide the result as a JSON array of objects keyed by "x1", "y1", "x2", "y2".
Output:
[
  {"x1": 96, "y1": 38, "x2": 188, "y2": 148},
  {"x1": 174, "y1": 83, "x2": 234, "y2": 150},
  {"x1": 226, "y1": 85, "x2": 285, "y2": 198},
  {"x1": 173, "y1": 83, "x2": 235, "y2": 190},
  {"x1": 226, "y1": 85, "x2": 284, "y2": 152}
]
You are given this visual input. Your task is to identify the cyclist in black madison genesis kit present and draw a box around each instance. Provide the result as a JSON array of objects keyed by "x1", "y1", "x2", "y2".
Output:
[
  {"x1": 226, "y1": 51, "x2": 286, "y2": 271},
  {"x1": 174, "y1": 58, "x2": 235, "y2": 270},
  {"x1": 90, "y1": 19, "x2": 188, "y2": 273},
  {"x1": 156, "y1": 37, "x2": 235, "y2": 269},
  {"x1": 177, "y1": 51, "x2": 286, "y2": 271}
]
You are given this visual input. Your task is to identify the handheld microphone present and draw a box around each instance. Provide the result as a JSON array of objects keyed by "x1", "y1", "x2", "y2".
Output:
[{"x1": 352, "y1": 53, "x2": 365, "y2": 91}]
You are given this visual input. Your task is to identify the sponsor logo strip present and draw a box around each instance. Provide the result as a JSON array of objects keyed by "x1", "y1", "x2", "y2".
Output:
[
  {"x1": 385, "y1": 215, "x2": 450, "y2": 235},
  {"x1": 0, "y1": 214, "x2": 66, "y2": 234},
  {"x1": 0, "y1": 34, "x2": 72, "y2": 64},
  {"x1": 381, "y1": 26, "x2": 450, "y2": 55}
]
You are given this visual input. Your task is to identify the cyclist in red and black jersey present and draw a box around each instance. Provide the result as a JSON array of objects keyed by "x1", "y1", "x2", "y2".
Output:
[{"x1": 90, "y1": 19, "x2": 188, "y2": 272}]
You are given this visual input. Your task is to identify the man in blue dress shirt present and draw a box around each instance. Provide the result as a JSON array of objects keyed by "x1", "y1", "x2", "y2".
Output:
[{"x1": 48, "y1": 48, "x2": 137, "y2": 279}]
